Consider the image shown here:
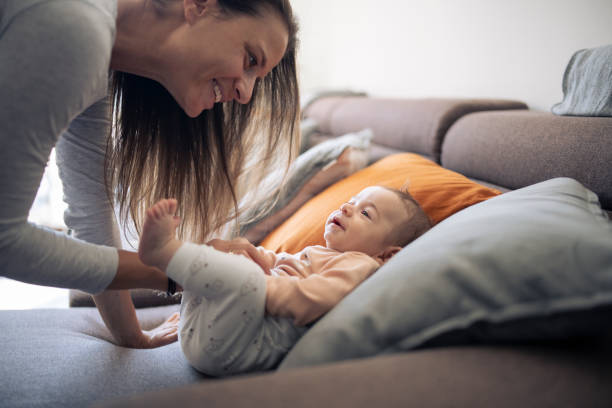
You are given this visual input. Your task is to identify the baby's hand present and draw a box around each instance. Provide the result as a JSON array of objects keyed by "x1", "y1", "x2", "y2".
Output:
[{"x1": 206, "y1": 238, "x2": 271, "y2": 274}]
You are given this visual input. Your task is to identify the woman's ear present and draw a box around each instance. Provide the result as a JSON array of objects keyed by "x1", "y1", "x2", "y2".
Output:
[
  {"x1": 183, "y1": 0, "x2": 218, "y2": 24},
  {"x1": 375, "y1": 246, "x2": 402, "y2": 265}
]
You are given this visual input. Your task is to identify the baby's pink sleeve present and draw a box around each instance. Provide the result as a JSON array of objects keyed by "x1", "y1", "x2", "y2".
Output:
[{"x1": 265, "y1": 253, "x2": 379, "y2": 326}]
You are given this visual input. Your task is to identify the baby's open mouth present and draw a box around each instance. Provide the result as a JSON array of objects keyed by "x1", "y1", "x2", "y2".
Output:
[{"x1": 332, "y1": 217, "x2": 344, "y2": 230}]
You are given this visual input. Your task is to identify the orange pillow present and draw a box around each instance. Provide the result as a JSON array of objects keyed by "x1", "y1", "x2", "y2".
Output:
[{"x1": 260, "y1": 153, "x2": 501, "y2": 253}]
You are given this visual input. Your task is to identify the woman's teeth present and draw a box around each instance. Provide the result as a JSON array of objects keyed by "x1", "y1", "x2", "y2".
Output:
[{"x1": 213, "y1": 80, "x2": 222, "y2": 103}]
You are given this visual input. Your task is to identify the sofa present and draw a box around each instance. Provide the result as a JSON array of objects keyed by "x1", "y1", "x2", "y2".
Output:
[{"x1": 1, "y1": 94, "x2": 611, "y2": 408}]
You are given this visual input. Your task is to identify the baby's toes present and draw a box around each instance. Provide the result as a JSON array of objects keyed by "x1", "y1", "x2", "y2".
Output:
[{"x1": 168, "y1": 199, "x2": 178, "y2": 215}]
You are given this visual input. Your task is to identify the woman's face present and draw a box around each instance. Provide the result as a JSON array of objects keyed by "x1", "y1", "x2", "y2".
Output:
[{"x1": 162, "y1": 2, "x2": 289, "y2": 118}]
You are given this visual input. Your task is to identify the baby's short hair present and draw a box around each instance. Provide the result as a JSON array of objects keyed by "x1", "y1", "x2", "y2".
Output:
[{"x1": 381, "y1": 186, "x2": 432, "y2": 247}]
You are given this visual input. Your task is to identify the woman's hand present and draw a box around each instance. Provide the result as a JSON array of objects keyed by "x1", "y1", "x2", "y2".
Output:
[
  {"x1": 139, "y1": 312, "x2": 180, "y2": 349},
  {"x1": 206, "y1": 237, "x2": 271, "y2": 274},
  {"x1": 94, "y1": 287, "x2": 180, "y2": 349}
]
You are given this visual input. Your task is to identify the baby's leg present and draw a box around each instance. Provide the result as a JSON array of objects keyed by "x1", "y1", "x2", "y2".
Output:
[
  {"x1": 171, "y1": 243, "x2": 307, "y2": 376},
  {"x1": 140, "y1": 199, "x2": 305, "y2": 375}
]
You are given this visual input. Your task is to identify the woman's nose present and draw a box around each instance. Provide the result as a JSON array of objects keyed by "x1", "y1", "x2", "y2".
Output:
[{"x1": 234, "y1": 74, "x2": 256, "y2": 104}]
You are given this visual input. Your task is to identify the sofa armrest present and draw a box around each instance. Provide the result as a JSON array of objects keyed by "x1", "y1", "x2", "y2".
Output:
[
  {"x1": 441, "y1": 110, "x2": 612, "y2": 210},
  {"x1": 303, "y1": 97, "x2": 527, "y2": 162},
  {"x1": 99, "y1": 342, "x2": 612, "y2": 408}
]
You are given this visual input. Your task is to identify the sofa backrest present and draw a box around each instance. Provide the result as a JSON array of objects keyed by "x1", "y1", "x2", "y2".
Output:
[{"x1": 303, "y1": 97, "x2": 527, "y2": 163}]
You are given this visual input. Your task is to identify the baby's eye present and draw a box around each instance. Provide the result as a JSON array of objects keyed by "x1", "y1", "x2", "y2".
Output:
[
  {"x1": 361, "y1": 209, "x2": 370, "y2": 218},
  {"x1": 248, "y1": 52, "x2": 258, "y2": 68}
]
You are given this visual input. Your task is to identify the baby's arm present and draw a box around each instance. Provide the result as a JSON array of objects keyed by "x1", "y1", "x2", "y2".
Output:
[
  {"x1": 265, "y1": 253, "x2": 379, "y2": 326},
  {"x1": 255, "y1": 246, "x2": 280, "y2": 274},
  {"x1": 206, "y1": 238, "x2": 273, "y2": 274}
]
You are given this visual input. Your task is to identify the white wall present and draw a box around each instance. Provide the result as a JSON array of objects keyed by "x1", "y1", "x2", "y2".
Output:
[{"x1": 292, "y1": 0, "x2": 612, "y2": 111}]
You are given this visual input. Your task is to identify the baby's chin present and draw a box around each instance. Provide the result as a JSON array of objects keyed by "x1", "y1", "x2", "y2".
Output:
[
  {"x1": 323, "y1": 236, "x2": 339, "y2": 251},
  {"x1": 323, "y1": 238, "x2": 348, "y2": 253}
]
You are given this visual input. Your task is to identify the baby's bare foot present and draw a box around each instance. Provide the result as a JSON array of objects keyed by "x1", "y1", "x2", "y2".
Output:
[{"x1": 139, "y1": 199, "x2": 182, "y2": 272}]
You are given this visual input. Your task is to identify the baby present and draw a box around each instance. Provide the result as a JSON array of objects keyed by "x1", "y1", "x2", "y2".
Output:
[{"x1": 139, "y1": 186, "x2": 431, "y2": 376}]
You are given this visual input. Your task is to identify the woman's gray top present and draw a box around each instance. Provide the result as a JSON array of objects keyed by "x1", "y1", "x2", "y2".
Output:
[{"x1": 0, "y1": 0, "x2": 121, "y2": 293}]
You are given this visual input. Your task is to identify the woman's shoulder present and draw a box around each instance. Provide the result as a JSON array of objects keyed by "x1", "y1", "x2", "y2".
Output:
[
  {"x1": 2, "y1": 0, "x2": 117, "y2": 105},
  {"x1": 2, "y1": 0, "x2": 116, "y2": 30},
  {"x1": 2, "y1": 0, "x2": 116, "y2": 67}
]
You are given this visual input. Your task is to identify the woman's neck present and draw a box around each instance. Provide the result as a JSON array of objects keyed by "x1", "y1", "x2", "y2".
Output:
[{"x1": 110, "y1": 0, "x2": 182, "y2": 83}]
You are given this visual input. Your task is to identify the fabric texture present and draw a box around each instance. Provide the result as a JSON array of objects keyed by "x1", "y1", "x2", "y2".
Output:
[
  {"x1": 69, "y1": 288, "x2": 182, "y2": 308},
  {"x1": 168, "y1": 242, "x2": 378, "y2": 375},
  {"x1": 552, "y1": 45, "x2": 612, "y2": 117},
  {"x1": 239, "y1": 129, "x2": 371, "y2": 244},
  {"x1": 4, "y1": 306, "x2": 611, "y2": 407},
  {"x1": 103, "y1": 343, "x2": 612, "y2": 408},
  {"x1": 56, "y1": 96, "x2": 122, "y2": 248},
  {"x1": 441, "y1": 110, "x2": 612, "y2": 209},
  {"x1": 0, "y1": 0, "x2": 119, "y2": 293},
  {"x1": 261, "y1": 245, "x2": 380, "y2": 326},
  {"x1": 300, "y1": 89, "x2": 368, "y2": 114},
  {"x1": 261, "y1": 153, "x2": 500, "y2": 254},
  {"x1": 0, "y1": 305, "x2": 204, "y2": 408},
  {"x1": 279, "y1": 178, "x2": 612, "y2": 369},
  {"x1": 298, "y1": 117, "x2": 319, "y2": 153}
]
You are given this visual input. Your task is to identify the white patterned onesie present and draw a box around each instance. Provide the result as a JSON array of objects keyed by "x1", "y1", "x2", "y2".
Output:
[{"x1": 168, "y1": 243, "x2": 308, "y2": 376}]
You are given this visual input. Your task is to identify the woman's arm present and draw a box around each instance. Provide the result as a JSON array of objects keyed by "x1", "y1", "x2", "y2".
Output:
[
  {"x1": 55, "y1": 94, "x2": 180, "y2": 348},
  {"x1": 95, "y1": 250, "x2": 180, "y2": 348},
  {"x1": 95, "y1": 249, "x2": 178, "y2": 347},
  {"x1": 56, "y1": 100, "x2": 166, "y2": 348},
  {"x1": 57, "y1": 101, "x2": 179, "y2": 348},
  {"x1": 0, "y1": 3, "x2": 119, "y2": 293},
  {"x1": 0, "y1": 2, "x2": 176, "y2": 348},
  {"x1": 107, "y1": 250, "x2": 167, "y2": 291}
]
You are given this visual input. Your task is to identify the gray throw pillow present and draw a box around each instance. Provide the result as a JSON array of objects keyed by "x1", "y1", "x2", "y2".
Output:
[
  {"x1": 280, "y1": 178, "x2": 612, "y2": 369},
  {"x1": 552, "y1": 44, "x2": 612, "y2": 117},
  {"x1": 298, "y1": 117, "x2": 319, "y2": 154}
]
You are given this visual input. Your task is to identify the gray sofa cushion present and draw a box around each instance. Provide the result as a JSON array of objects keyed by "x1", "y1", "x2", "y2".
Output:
[
  {"x1": 441, "y1": 110, "x2": 612, "y2": 210},
  {"x1": 0, "y1": 305, "x2": 206, "y2": 407},
  {"x1": 280, "y1": 178, "x2": 612, "y2": 369},
  {"x1": 303, "y1": 97, "x2": 527, "y2": 162}
]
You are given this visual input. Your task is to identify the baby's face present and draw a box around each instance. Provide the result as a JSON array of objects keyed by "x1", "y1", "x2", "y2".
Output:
[{"x1": 324, "y1": 186, "x2": 409, "y2": 257}]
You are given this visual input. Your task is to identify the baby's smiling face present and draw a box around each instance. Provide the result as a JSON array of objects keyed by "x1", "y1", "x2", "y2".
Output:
[{"x1": 323, "y1": 186, "x2": 412, "y2": 257}]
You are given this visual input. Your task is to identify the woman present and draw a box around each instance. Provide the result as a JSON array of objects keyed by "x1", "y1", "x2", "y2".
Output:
[{"x1": 0, "y1": 0, "x2": 299, "y2": 348}]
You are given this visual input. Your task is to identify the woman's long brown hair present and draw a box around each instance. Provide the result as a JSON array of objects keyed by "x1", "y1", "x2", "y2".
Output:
[{"x1": 106, "y1": 0, "x2": 299, "y2": 244}]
